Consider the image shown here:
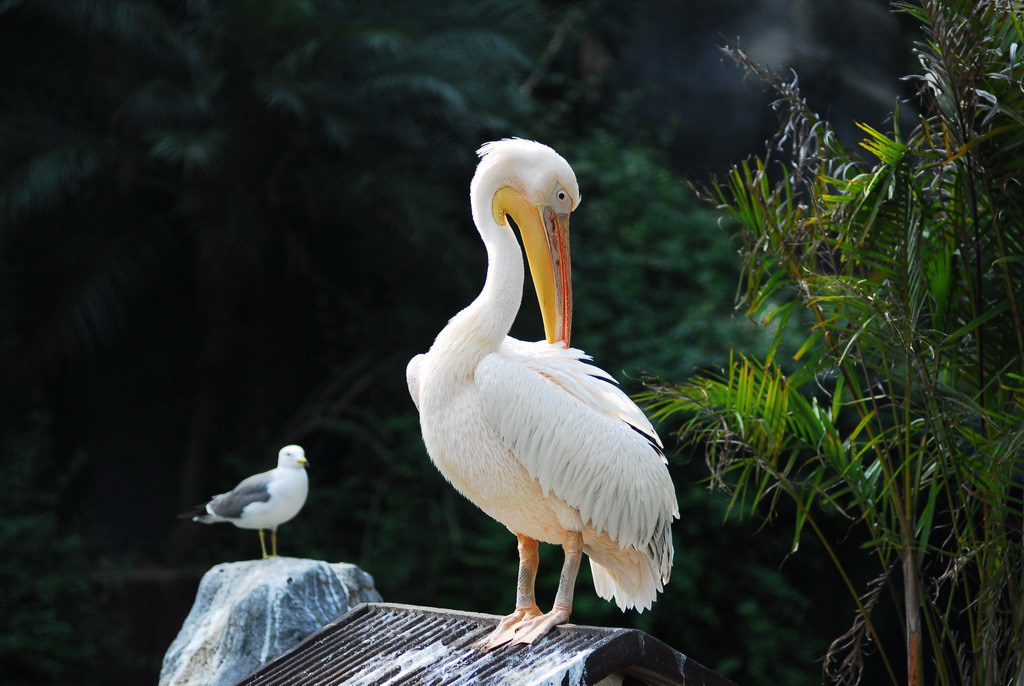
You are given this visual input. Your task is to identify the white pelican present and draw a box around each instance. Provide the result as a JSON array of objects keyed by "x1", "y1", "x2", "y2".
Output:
[
  {"x1": 184, "y1": 445, "x2": 309, "y2": 559},
  {"x1": 407, "y1": 139, "x2": 678, "y2": 648}
]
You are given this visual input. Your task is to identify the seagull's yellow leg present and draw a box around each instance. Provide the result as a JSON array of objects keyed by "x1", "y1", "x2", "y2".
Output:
[
  {"x1": 258, "y1": 529, "x2": 269, "y2": 559},
  {"x1": 511, "y1": 530, "x2": 583, "y2": 645},
  {"x1": 271, "y1": 529, "x2": 279, "y2": 557},
  {"x1": 476, "y1": 535, "x2": 543, "y2": 650}
]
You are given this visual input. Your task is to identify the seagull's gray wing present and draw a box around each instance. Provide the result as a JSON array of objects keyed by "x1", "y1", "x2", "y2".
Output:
[{"x1": 208, "y1": 472, "x2": 272, "y2": 519}]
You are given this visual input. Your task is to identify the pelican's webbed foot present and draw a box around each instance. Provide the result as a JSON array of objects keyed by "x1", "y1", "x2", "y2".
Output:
[
  {"x1": 510, "y1": 602, "x2": 571, "y2": 645},
  {"x1": 475, "y1": 605, "x2": 543, "y2": 651}
]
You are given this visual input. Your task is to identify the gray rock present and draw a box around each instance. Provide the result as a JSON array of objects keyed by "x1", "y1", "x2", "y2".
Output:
[{"x1": 160, "y1": 557, "x2": 382, "y2": 686}]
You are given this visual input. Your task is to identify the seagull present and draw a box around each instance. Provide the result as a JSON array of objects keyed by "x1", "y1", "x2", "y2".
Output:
[{"x1": 184, "y1": 445, "x2": 310, "y2": 559}]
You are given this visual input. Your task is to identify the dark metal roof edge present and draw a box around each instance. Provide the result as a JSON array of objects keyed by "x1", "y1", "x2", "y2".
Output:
[
  {"x1": 237, "y1": 602, "x2": 739, "y2": 686},
  {"x1": 236, "y1": 601, "x2": 622, "y2": 679},
  {"x1": 605, "y1": 630, "x2": 739, "y2": 686}
]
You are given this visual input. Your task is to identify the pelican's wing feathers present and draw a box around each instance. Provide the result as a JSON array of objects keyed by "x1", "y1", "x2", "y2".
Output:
[{"x1": 476, "y1": 338, "x2": 678, "y2": 552}]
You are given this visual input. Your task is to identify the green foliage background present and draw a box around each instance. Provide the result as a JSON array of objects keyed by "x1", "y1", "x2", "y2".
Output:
[
  {"x1": 0, "y1": 1, "x2": 934, "y2": 685},
  {"x1": 0, "y1": 411, "x2": 119, "y2": 683}
]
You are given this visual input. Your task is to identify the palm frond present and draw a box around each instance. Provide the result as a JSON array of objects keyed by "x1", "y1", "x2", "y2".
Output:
[{"x1": 655, "y1": 1, "x2": 1024, "y2": 683}]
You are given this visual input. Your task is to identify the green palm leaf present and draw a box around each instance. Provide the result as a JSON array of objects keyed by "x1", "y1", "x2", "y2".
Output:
[{"x1": 653, "y1": 1, "x2": 1024, "y2": 683}]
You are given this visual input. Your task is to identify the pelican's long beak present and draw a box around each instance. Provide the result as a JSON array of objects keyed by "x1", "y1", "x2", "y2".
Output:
[
  {"x1": 495, "y1": 187, "x2": 573, "y2": 347},
  {"x1": 536, "y1": 205, "x2": 572, "y2": 347}
]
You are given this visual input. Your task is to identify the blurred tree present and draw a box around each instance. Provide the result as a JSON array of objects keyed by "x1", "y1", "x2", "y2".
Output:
[
  {"x1": 564, "y1": 126, "x2": 768, "y2": 379},
  {"x1": 0, "y1": 0, "x2": 539, "y2": 511},
  {"x1": 0, "y1": 0, "x2": 543, "y2": 679},
  {"x1": 0, "y1": 408, "x2": 117, "y2": 685}
]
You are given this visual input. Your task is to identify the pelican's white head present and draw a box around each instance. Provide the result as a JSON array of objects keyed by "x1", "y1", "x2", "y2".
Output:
[
  {"x1": 471, "y1": 139, "x2": 581, "y2": 347},
  {"x1": 473, "y1": 139, "x2": 581, "y2": 209},
  {"x1": 277, "y1": 444, "x2": 308, "y2": 469}
]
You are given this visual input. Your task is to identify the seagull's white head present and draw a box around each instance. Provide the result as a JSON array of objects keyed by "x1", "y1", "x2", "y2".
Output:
[
  {"x1": 278, "y1": 444, "x2": 308, "y2": 469},
  {"x1": 472, "y1": 138, "x2": 581, "y2": 347}
]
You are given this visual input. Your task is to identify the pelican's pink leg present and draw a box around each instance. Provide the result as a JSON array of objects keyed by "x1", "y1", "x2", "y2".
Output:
[
  {"x1": 511, "y1": 530, "x2": 582, "y2": 645},
  {"x1": 476, "y1": 535, "x2": 543, "y2": 650}
]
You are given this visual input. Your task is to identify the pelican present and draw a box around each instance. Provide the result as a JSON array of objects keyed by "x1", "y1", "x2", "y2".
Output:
[{"x1": 407, "y1": 139, "x2": 677, "y2": 648}]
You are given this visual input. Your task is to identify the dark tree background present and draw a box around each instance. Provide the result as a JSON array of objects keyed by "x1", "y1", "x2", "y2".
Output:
[{"x1": 0, "y1": 1, "x2": 911, "y2": 684}]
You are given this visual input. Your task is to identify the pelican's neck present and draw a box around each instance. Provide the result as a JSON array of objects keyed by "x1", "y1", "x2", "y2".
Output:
[
  {"x1": 477, "y1": 217, "x2": 524, "y2": 341},
  {"x1": 431, "y1": 182, "x2": 524, "y2": 365}
]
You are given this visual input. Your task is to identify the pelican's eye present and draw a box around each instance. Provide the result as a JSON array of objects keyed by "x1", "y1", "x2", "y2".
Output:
[{"x1": 548, "y1": 186, "x2": 573, "y2": 212}]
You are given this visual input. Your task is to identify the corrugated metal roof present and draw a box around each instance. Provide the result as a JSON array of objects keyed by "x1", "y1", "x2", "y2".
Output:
[{"x1": 238, "y1": 602, "x2": 737, "y2": 686}]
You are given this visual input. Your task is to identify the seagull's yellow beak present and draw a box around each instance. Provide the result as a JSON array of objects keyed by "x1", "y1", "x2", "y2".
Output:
[
  {"x1": 298, "y1": 457, "x2": 308, "y2": 467},
  {"x1": 493, "y1": 186, "x2": 573, "y2": 347}
]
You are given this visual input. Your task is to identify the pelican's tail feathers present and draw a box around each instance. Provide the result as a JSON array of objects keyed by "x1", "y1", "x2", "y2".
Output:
[
  {"x1": 584, "y1": 527, "x2": 673, "y2": 613},
  {"x1": 588, "y1": 555, "x2": 661, "y2": 613}
]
